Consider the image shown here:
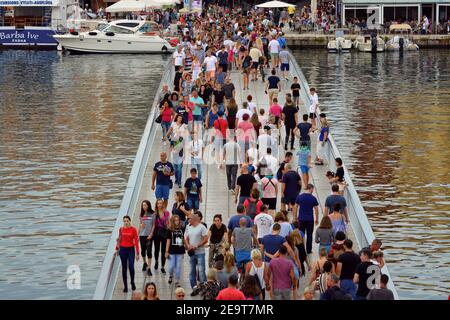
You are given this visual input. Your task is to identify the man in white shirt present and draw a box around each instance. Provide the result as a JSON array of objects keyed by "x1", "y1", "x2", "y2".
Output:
[
  {"x1": 173, "y1": 46, "x2": 185, "y2": 71},
  {"x1": 203, "y1": 50, "x2": 218, "y2": 81},
  {"x1": 223, "y1": 135, "x2": 242, "y2": 192},
  {"x1": 235, "y1": 102, "x2": 253, "y2": 126},
  {"x1": 309, "y1": 87, "x2": 319, "y2": 130},
  {"x1": 254, "y1": 205, "x2": 274, "y2": 242},
  {"x1": 246, "y1": 95, "x2": 257, "y2": 114},
  {"x1": 259, "y1": 147, "x2": 278, "y2": 177},
  {"x1": 188, "y1": 132, "x2": 204, "y2": 180},
  {"x1": 258, "y1": 126, "x2": 277, "y2": 157},
  {"x1": 268, "y1": 36, "x2": 281, "y2": 69}
]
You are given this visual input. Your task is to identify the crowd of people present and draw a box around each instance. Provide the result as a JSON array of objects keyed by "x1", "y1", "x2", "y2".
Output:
[{"x1": 114, "y1": 2, "x2": 395, "y2": 301}]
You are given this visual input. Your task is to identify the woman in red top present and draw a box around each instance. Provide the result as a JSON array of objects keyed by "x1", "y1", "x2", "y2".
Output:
[
  {"x1": 160, "y1": 100, "x2": 174, "y2": 144},
  {"x1": 116, "y1": 215, "x2": 139, "y2": 292}
]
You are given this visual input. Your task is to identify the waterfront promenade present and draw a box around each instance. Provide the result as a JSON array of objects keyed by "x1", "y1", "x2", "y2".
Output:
[{"x1": 109, "y1": 57, "x2": 360, "y2": 300}]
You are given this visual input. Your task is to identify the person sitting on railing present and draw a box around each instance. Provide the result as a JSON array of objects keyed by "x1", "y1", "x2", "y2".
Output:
[
  {"x1": 326, "y1": 157, "x2": 347, "y2": 195},
  {"x1": 315, "y1": 115, "x2": 328, "y2": 165}
]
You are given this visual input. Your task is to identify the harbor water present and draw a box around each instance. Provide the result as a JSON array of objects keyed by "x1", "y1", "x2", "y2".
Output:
[
  {"x1": 0, "y1": 49, "x2": 448, "y2": 299},
  {"x1": 0, "y1": 51, "x2": 169, "y2": 299},
  {"x1": 292, "y1": 49, "x2": 450, "y2": 299}
]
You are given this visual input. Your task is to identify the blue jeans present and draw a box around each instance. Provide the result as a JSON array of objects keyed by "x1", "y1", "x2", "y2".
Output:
[
  {"x1": 169, "y1": 254, "x2": 184, "y2": 282},
  {"x1": 155, "y1": 184, "x2": 170, "y2": 200},
  {"x1": 189, "y1": 252, "x2": 206, "y2": 288},
  {"x1": 173, "y1": 163, "x2": 183, "y2": 186},
  {"x1": 340, "y1": 279, "x2": 357, "y2": 299},
  {"x1": 119, "y1": 247, "x2": 135, "y2": 288},
  {"x1": 187, "y1": 197, "x2": 200, "y2": 210},
  {"x1": 161, "y1": 121, "x2": 171, "y2": 139},
  {"x1": 239, "y1": 196, "x2": 249, "y2": 205}
]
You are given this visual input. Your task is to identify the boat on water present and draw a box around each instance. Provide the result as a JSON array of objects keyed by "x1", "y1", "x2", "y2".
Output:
[
  {"x1": 327, "y1": 29, "x2": 352, "y2": 53},
  {"x1": 354, "y1": 34, "x2": 385, "y2": 52},
  {"x1": 53, "y1": 20, "x2": 177, "y2": 54},
  {"x1": 0, "y1": 0, "x2": 80, "y2": 49},
  {"x1": 385, "y1": 24, "x2": 419, "y2": 51}
]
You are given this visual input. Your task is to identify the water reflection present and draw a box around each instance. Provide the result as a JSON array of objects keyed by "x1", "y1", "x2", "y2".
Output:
[
  {"x1": 293, "y1": 49, "x2": 450, "y2": 299},
  {"x1": 0, "y1": 51, "x2": 168, "y2": 299}
]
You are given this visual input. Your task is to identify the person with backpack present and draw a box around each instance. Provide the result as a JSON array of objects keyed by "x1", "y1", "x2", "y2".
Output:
[
  {"x1": 231, "y1": 217, "x2": 258, "y2": 278},
  {"x1": 260, "y1": 170, "x2": 278, "y2": 216},
  {"x1": 245, "y1": 249, "x2": 269, "y2": 300},
  {"x1": 310, "y1": 248, "x2": 335, "y2": 291},
  {"x1": 243, "y1": 188, "x2": 264, "y2": 220},
  {"x1": 276, "y1": 152, "x2": 293, "y2": 185}
]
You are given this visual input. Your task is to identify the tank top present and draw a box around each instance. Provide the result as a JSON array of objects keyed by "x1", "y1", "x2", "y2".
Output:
[{"x1": 249, "y1": 262, "x2": 265, "y2": 290}]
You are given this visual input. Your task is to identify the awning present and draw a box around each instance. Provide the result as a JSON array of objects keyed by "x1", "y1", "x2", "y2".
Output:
[{"x1": 256, "y1": 1, "x2": 296, "y2": 9}]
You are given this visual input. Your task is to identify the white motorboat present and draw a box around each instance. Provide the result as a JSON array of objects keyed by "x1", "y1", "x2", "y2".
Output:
[
  {"x1": 327, "y1": 29, "x2": 352, "y2": 53},
  {"x1": 354, "y1": 35, "x2": 385, "y2": 52},
  {"x1": 385, "y1": 24, "x2": 419, "y2": 51},
  {"x1": 327, "y1": 37, "x2": 352, "y2": 52},
  {"x1": 53, "y1": 20, "x2": 177, "y2": 53}
]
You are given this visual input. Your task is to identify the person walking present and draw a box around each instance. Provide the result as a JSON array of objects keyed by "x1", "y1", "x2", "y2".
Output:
[
  {"x1": 324, "y1": 184, "x2": 349, "y2": 222},
  {"x1": 243, "y1": 188, "x2": 264, "y2": 220},
  {"x1": 216, "y1": 274, "x2": 246, "y2": 300},
  {"x1": 281, "y1": 163, "x2": 302, "y2": 213},
  {"x1": 208, "y1": 214, "x2": 227, "y2": 268},
  {"x1": 185, "y1": 211, "x2": 209, "y2": 295},
  {"x1": 188, "y1": 131, "x2": 204, "y2": 180},
  {"x1": 196, "y1": 268, "x2": 225, "y2": 300},
  {"x1": 268, "y1": 245, "x2": 297, "y2": 300},
  {"x1": 315, "y1": 216, "x2": 335, "y2": 254},
  {"x1": 115, "y1": 215, "x2": 139, "y2": 292},
  {"x1": 159, "y1": 100, "x2": 175, "y2": 145},
  {"x1": 153, "y1": 199, "x2": 170, "y2": 274},
  {"x1": 321, "y1": 274, "x2": 348, "y2": 300},
  {"x1": 354, "y1": 249, "x2": 379, "y2": 300},
  {"x1": 279, "y1": 45, "x2": 290, "y2": 80},
  {"x1": 165, "y1": 215, "x2": 186, "y2": 287},
  {"x1": 245, "y1": 249, "x2": 270, "y2": 300},
  {"x1": 139, "y1": 200, "x2": 156, "y2": 276},
  {"x1": 265, "y1": 69, "x2": 281, "y2": 105},
  {"x1": 184, "y1": 167, "x2": 203, "y2": 211},
  {"x1": 235, "y1": 164, "x2": 257, "y2": 205},
  {"x1": 336, "y1": 239, "x2": 361, "y2": 299},
  {"x1": 282, "y1": 95, "x2": 298, "y2": 151},
  {"x1": 367, "y1": 274, "x2": 395, "y2": 300},
  {"x1": 223, "y1": 135, "x2": 241, "y2": 192},
  {"x1": 329, "y1": 203, "x2": 347, "y2": 236},
  {"x1": 290, "y1": 77, "x2": 301, "y2": 109},
  {"x1": 315, "y1": 116, "x2": 329, "y2": 165},
  {"x1": 260, "y1": 173, "x2": 278, "y2": 216},
  {"x1": 172, "y1": 191, "x2": 190, "y2": 229},
  {"x1": 293, "y1": 184, "x2": 319, "y2": 254},
  {"x1": 297, "y1": 142, "x2": 312, "y2": 189},
  {"x1": 142, "y1": 282, "x2": 160, "y2": 300},
  {"x1": 152, "y1": 152, "x2": 174, "y2": 208},
  {"x1": 294, "y1": 114, "x2": 313, "y2": 150}
]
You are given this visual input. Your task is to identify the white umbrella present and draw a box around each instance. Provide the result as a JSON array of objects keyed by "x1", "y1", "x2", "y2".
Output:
[
  {"x1": 256, "y1": 1, "x2": 296, "y2": 8},
  {"x1": 105, "y1": 0, "x2": 146, "y2": 13}
]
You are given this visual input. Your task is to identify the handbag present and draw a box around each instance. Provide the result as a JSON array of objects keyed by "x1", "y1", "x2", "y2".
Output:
[{"x1": 155, "y1": 114, "x2": 162, "y2": 124}]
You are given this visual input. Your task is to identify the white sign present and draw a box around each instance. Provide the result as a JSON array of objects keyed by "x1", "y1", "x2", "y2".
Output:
[{"x1": 0, "y1": 0, "x2": 55, "y2": 6}]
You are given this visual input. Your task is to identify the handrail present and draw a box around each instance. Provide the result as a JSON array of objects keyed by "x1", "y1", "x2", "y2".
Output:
[
  {"x1": 288, "y1": 51, "x2": 400, "y2": 300},
  {"x1": 93, "y1": 60, "x2": 173, "y2": 300}
]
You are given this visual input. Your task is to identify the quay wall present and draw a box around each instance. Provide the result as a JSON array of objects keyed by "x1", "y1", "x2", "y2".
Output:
[{"x1": 286, "y1": 34, "x2": 450, "y2": 48}]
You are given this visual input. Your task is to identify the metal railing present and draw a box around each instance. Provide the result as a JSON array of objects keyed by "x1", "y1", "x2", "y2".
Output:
[
  {"x1": 288, "y1": 52, "x2": 400, "y2": 300},
  {"x1": 93, "y1": 60, "x2": 173, "y2": 300}
]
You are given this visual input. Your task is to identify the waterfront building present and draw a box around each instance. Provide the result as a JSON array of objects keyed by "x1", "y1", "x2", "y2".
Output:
[{"x1": 341, "y1": 0, "x2": 450, "y2": 31}]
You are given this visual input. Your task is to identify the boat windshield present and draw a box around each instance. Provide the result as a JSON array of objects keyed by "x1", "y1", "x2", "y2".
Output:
[
  {"x1": 103, "y1": 25, "x2": 134, "y2": 34},
  {"x1": 97, "y1": 23, "x2": 109, "y2": 31},
  {"x1": 137, "y1": 22, "x2": 160, "y2": 33}
]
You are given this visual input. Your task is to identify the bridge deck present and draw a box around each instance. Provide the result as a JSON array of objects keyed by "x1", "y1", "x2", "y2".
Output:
[{"x1": 112, "y1": 65, "x2": 357, "y2": 300}]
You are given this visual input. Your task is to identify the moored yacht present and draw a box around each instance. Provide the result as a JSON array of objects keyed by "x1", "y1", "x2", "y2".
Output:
[
  {"x1": 53, "y1": 20, "x2": 177, "y2": 54},
  {"x1": 327, "y1": 29, "x2": 352, "y2": 53},
  {"x1": 385, "y1": 24, "x2": 419, "y2": 51},
  {"x1": 354, "y1": 34, "x2": 385, "y2": 52}
]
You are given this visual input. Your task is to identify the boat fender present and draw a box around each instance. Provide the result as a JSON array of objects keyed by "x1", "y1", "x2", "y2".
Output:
[
  {"x1": 399, "y1": 37, "x2": 404, "y2": 51},
  {"x1": 88, "y1": 31, "x2": 98, "y2": 36},
  {"x1": 70, "y1": 31, "x2": 79, "y2": 36},
  {"x1": 105, "y1": 32, "x2": 115, "y2": 37}
]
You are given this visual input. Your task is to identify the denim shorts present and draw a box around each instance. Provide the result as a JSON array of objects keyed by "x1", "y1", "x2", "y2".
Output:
[
  {"x1": 155, "y1": 184, "x2": 170, "y2": 200},
  {"x1": 280, "y1": 63, "x2": 290, "y2": 71},
  {"x1": 193, "y1": 114, "x2": 203, "y2": 122},
  {"x1": 300, "y1": 165, "x2": 309, "y2": 174}
]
